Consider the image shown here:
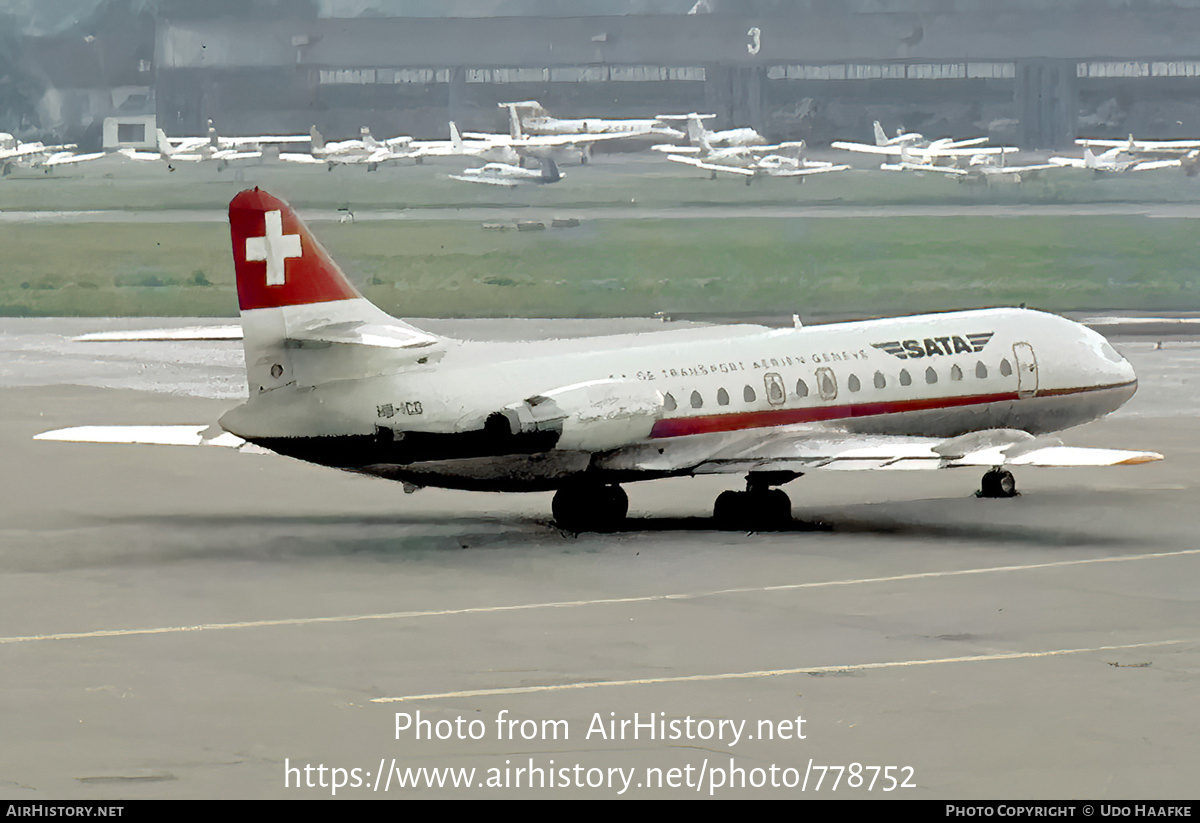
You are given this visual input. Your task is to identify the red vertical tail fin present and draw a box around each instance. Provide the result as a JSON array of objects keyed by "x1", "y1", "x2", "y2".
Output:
[
  {"x1": 229, "y1": 188, "x2": 361, "y2": 311},
  {"x1": 228, "y1": 188, "x2": 440, "y2": 396}
]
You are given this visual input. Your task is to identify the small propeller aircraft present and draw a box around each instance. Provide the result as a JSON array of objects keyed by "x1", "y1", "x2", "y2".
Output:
[{"x1": 36, "y1": 189, "x2": 1161, "y2": 531}]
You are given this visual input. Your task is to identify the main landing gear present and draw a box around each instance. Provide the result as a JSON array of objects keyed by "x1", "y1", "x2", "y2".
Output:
[
  {"x1": 978, "y1": 468, "x2": 1018, "y2": 498},
  {"x1": 551, "y1": 481, "x2": 628, "y2": 533},
  {"x1": 713, "y1": 471, "x2": 800, "y2": 530}
]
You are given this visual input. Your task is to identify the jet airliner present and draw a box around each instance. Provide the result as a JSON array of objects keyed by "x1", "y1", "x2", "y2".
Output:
[{"x1": 37, "y1": 189, "x2": 1160, "y2": 531}]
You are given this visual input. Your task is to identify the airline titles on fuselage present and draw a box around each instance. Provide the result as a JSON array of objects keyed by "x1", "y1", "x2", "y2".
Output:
[
  {"x1": 635, "y1": 348, "x2": 871, "y2": 382},
  {"x1": 871, "y1": 332, "x2": 993, "y2": 360}
]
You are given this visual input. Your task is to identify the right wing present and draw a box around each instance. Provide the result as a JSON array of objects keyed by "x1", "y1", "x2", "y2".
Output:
[
  {"x1": 688, "y1": 429, "x2": 1163, "y2": 474},
  {"x1": 599, "y1": 428, "x2": 1162, "y2": 475}
]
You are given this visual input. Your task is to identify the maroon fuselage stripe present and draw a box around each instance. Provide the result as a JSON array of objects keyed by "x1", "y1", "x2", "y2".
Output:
[{"x1": 648, "y1": 382, "x2": 1134, "y2": 439}]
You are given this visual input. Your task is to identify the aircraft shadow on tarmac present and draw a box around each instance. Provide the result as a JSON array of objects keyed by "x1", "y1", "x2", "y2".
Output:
[
  {"x1": 605, "y1": 514, "x2": 1132, "y2": 548},
  {"x1": 80, "y1": 497, "x2": 1138, "y2": 551},
  {"x1": 7, "y1": 506, "x2": 1136, "y2": 573}
]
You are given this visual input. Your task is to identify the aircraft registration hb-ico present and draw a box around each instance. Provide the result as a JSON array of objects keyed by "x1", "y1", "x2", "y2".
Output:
[{"x1": 38, "y1": 189, "x2": 1161, "y2": 531}]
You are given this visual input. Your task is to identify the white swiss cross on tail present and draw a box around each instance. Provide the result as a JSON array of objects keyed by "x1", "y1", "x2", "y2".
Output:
[
  {"x1": 230, "y1": 188, "x2": 362, "y2": 311},
  {"x1": 245, "y1": 210, "x2": 302, "y2": 286}
]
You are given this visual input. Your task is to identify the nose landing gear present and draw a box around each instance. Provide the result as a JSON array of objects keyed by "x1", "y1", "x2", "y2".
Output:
[{"x1": 979, "y1": 468, "x2": 1018, "y2": 498}]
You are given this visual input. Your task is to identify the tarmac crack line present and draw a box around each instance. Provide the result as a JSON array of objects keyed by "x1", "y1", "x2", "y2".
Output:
[
  {"x1": 371, "y1": 638, "x2": 1199, "y2": 703},
  {"x1": 2, "y1": 548, "x2": 1198, "y2": 646}
]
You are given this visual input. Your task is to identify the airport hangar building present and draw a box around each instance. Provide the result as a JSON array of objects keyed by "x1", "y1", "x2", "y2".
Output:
[{"x1": 150, "y1": 4, "x2": 1200, "y2": 150}]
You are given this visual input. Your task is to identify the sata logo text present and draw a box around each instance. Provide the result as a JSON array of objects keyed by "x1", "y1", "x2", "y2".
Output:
[{"x1": 871, "y1": 332, "x2": 993, "y2": 360}]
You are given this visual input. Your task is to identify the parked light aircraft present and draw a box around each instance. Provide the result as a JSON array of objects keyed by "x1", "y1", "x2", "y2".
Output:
[
  {"x1": 1075, "y1": 135, "x2": 1200, "y2": 155},
  {"x1": 661, "y1": 116, "x2": 847, "y2": 183},
  {"x1": 866, "y1": 120, "x2": 992, "y2": 152},
  {"x1": 654, "y1": 113, "x2": 765, "y2": 151},
  {"x1": 403, "y1": 123, "x2": 520, "y2": 165},
  {"x1": 34, "y1": 149, "x2": 107, "y2": 171},
  {"x1": 1048, "y1": 147, "x2": 1183, "y2": 174},
  {"x1": 121, "y1": 128, "x2": 263, "y2": 168},
  {"x1": 500, "y1": 101, "x2": 684, "y2": 142},
  {"x1": 448, "y1": 158, "x2": 562, "y2": 186},
  {"x1": 0, "y1": 141, "x2": 49, "y2": 169},
  {"x1": 652, "y1": 112, "x2": 763, "y2": 154},
  {"x1": 172, "y1": 120, "x2": 313, "y2": 152},
  {"x1": 880, "y1": 148, "x2": 1060, "y2": 183},
  {"x1": 872, "y1": 120, "x2": 927, "y2": 147},
  {"x1": 668, "y1": 150, "x2": 848, "y2": 184},
  {"x1": 122, "y1": 121, "x2": 316, "y2": 167},
  {"x1": 278, "y1": 126, "x2": 415, "y2": 170},
  {"x1": 459, "y1": 116, "x2": 657, "y2": 165},
  {"x1": 832, "y1": 126, "x2": 1011, "y2": 161},
  {"x1": 35, "y1": 189, "x2": 1161, "y2": 531},
  {"x1": 0, "y1": 134, "x2": 104, "y2": 173}
]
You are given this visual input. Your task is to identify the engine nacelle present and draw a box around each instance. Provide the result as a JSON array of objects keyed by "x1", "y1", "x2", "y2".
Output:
[{"x1": 494, "y1": 379, "x2": 663, "y2": 453}]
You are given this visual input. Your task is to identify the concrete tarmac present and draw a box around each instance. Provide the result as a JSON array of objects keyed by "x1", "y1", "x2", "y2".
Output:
[{"x1": 1, "y1": 322, "x2": 1197, "y2": 799}]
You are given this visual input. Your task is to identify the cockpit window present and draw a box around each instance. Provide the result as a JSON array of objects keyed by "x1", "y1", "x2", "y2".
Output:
[{"x1": 1099, "y1": 341, "x2": 1124, "y2": 364}]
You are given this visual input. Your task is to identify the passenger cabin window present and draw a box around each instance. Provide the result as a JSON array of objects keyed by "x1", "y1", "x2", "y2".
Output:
[
  {"x1": 925, "y1": 367, "x2": 938, "y2": 384},
  {"x1": 796, "y1": 378, "x2": 809, "y2": 397},
  {"x1": 743, "y1": 385, "x2": 756, "y2": 403},
  {"x1": 1000, "y1": 358, "x2": 1013, "y2": 377},
  {"x1": 874, "y1": 371, "x2": 886, "y2": 389},
  {"x1": 950, "y1": 364, "x2": 963, "y2": 381},
  {"x1": 847, "y1": 374, "x2": 861, "y2": 392},
  {"x1": 664, "y1": 393, "x2": 677, "y2": 411},
  {"x1": 690, "y1": 390, "x2": 703, "y2": 409},
  {"x1": 899, "y1": 369, "x2": 912, "y2": 386},
  {"x1": 976, "y1": 361, "x2": 988, "y2": 379},
  {"x1": 717, "y1": 388, "x2": 730, "y2": 406}
]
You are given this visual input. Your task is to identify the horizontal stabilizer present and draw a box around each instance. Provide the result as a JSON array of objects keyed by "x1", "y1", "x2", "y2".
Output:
[
  {"x1": 287, "y1": 321, "x2": 440, "y2": 349},
  {"x1": 74, "y1": 326, "x2": 243, "y2": 342},
  {"x1": 34, "y1": 425, "x2": 255, "y2": 450},
  {"x1": 73, "y1": 320, "x2": 438, "y2": 349}
]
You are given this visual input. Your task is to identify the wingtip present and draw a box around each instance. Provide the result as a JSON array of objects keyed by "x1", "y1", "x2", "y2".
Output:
[{"x1": 1119, "y1": 452, "x2": 1165, "y2": 465}]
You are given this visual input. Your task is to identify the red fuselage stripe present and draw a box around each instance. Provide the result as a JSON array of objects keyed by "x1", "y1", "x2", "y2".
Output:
[{"x1": 648, "y1": 382, "x2": 1131, "y2": 439}]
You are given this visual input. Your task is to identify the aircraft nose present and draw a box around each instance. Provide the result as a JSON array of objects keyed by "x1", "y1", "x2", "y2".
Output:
[
  {"x1": 1090, "y1": 333, "x2": 1138, "y2": 406},
  {"x1": 1105, "y1": 340, "x2": 1137, "y2": 386}
]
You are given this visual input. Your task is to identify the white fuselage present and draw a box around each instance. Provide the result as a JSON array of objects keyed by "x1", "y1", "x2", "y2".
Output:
[{"x1": 219, "y1": 308, "x2": 1136, "y2": 491}]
